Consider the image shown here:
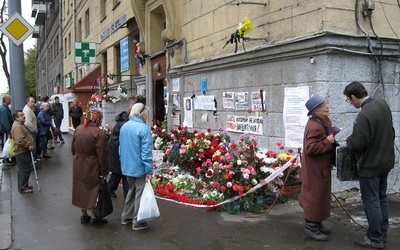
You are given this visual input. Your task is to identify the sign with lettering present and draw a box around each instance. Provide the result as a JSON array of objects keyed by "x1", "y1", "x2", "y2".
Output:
[
  {"x1": 226, "y1": 115, "x2": 263, "y2": 135},
  {"x1": 100, "y1": 14, "x2": 127, "y2": 42},
  {"x1": 120, "y1": 37, "x2": 129, "y2": 72}
]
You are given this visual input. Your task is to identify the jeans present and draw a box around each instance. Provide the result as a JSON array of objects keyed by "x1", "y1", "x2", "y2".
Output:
[
  {"x1": 39, "y1": 135, "x2": 48, "y2": 156},
  {"x1": 53, "y1": 119, "x2": 64, "y2": 141},
  {"x1": 16, "y1": 151, "x2": 32, "y2": 190},
  {"x1": 359, "y1": 171, "x2": 390, "y2": 245},
  {"x1": 107, "y1": 173, "x2": 129, "y2": 198}
]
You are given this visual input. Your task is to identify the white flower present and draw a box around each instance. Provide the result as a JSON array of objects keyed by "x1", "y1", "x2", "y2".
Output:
[
  {"x1": 237, "y1": 159, "x2": 242, "y2": 165},
  {"x1": 251, "y1": 178, "x2": 258, "y2": 185},
  {"x1": 263, "y1": 157, "x2": 277, "y2": 165},
  {"x1": 260, "y1": 166, "x2": 274, "y2": 174}
]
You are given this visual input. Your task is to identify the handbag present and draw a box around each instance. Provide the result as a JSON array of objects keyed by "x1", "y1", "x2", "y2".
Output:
[
  {"x1": 94, "y1": 179, "x2": 113, "y2": 219},
  {"x1": 137, "y1": 181, "x2": 160, "y2": 222},
  {"x1": 336, "y1": 146, "x2": 358, "y2": 181}
]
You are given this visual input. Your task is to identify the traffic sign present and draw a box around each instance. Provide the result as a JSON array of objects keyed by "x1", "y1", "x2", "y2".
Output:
[{"x1": 0, "y1": 12, "x2": 34, "y2": 46}]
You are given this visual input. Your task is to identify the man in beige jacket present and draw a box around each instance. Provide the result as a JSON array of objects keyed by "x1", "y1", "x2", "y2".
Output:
[
  {"x1": 11, "y1": 110, "x2": 35, "y2": 194},
  {"x1": 23, "y1": 97, "x2": 38, "y2": 161}
]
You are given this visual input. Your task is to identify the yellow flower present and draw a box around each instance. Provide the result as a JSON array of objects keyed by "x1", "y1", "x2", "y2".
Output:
[{"x1": 237, "y1": 16, "x2": 252, "y2": 35}]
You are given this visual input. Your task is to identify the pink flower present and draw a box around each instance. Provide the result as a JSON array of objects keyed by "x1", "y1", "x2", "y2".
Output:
[{"x1": 220, "y1": 185, "x2": 226, "y2": 193}]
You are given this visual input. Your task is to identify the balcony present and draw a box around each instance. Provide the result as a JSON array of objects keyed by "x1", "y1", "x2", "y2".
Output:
[
  {"x1": 32, "y1": 25, "x2": 39, "y2": 39},
  {"x1": 34, "y1": 4, "x2": 46, "y2": 25}
]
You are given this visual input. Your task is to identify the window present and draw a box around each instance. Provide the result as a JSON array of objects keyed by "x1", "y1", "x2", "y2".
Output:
[
  {"x1": 64, "y1": 37, "x2": 67, "y2": 58},
  {"x1": 68, "y1": 33, "x2": 71, "y2": 54},
  {"x1": 56, "y1": 35, "x2": 59, "y2": 55},
  {"x1": 102, "y1": 51, "x2": 108, "y2": 75},
  {"x1": 100, "y1": 0, "x2": 107, "y2": 21},
  {"x1": 85, "y1": 9, "x2": 90, "y2": 37},
  {"x1": 114, "y1": 44, "x2": 121, "y2": 82},
  {"x1": 77, "y1": 19, "x2": 82, "y2": 42}
]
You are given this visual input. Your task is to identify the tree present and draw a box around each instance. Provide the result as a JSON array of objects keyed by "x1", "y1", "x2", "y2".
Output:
[
  {"x1": 0, "y1": 0, "x2": 10, "y2": 88},
  {"x1": 24, "y1": 46, "x2": 36, "y2": 97}
]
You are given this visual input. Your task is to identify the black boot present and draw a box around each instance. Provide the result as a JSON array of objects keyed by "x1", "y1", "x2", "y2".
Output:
[
  {"x1": 304, "y1": 222, "x2": 328, "y2": 241},
  {"x1": 318, "y1": 222, "x2": 331, "y2": 235}
]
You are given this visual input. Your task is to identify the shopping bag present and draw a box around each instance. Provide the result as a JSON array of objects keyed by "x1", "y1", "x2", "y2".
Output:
[
  {"x1": 9, "y1": 138, "x2": 16, "y2": 157},
  {"x1": 2, "y1": 138, "x2": 11, "y2": 158},
  {"x1": 137, "y1": 181, "x2": 160, "y2": 222},
  {"x1": 336, "y1": 146, "x2": 358, "y2": 181},
  {"x1": 94, "y1": 179, "x2": 113, "y2": 219}
]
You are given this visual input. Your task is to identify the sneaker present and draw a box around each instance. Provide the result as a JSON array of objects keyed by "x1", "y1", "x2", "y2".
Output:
[
  {"x1": 19, "y1": 188, "x2": 33, "y2": 194},
  {"x1": 354, "y1": 236, "x2": 384, "y2": 249},
  {"x1": 121, "y1": 219, "x2": 133, "y2": 225},
  {"x1": 43, "y1": 155, "x2": 52, "y2": 159},
  {"x1": 54, "y1": 140, "x2": 60, "y2": 143},
  {"x1": 132, "y1": 222, "x2": 150, "y2": 231},
  {"x1": 36, "y1": 156, "x2": 42, "y2": 161}
]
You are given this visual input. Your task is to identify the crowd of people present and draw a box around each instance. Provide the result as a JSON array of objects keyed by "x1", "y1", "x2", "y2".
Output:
[
  {"x1": 1, "y1": 80, "x2": 396, "y2": 247},
  {"x1": 1, "y1": 95, "x2": 83, "y2": 193}
]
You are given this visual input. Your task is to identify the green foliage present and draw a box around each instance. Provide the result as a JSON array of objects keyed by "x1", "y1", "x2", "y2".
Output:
[{"x1": 24, "y1": 46, "x2": 36, "y2": 97}]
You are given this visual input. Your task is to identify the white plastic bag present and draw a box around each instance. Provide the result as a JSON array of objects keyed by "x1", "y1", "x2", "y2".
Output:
[
  {"x1": 137, "y1": 181, "x2": 160, "y2": 222},
  {"x1": 2, "y1": 138, "x2": 11, "y2": 158}
]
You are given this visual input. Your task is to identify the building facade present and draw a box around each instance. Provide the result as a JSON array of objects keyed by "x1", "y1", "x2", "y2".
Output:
[{"x1": 36, "y1": 0, "x2": 400, "y2": 194}]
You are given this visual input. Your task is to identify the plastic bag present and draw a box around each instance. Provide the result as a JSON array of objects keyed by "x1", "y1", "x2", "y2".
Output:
[
  {"x1": 2, "y1": 138, "x2": 11, "y2": 158},
  {"x1": 9, "y1": 138, "x2": 15, "y2": 157},
  {"x1": 137, "y1": 182, "x2": 160, "y2": 222}
]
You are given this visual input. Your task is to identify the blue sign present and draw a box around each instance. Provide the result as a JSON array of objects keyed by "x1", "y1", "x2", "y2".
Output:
[
  {"x1": 120, "y1": 37, "x2": 129, "y2": 72},
  {"x1": 201, "y1": 78, "x2": 207, "y2": 94}
]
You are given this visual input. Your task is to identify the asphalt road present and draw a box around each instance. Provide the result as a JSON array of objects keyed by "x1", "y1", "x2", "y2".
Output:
[{"x1": 2, "y1": 134, "x2": 400, "y2": 250}]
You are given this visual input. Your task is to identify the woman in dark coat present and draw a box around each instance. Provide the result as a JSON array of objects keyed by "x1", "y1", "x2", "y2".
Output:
[
  {"x1": 71, "y1": 110, "x2": 109, "y2": 226},
  {"x1": 107, "y1": 106, "x2": 131, "y2": 198},
  {"x1": 300, "y1": 95, "x2": 337, "y2": 241}
]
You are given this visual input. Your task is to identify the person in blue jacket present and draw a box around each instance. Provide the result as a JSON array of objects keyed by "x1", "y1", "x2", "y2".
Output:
[
  {"x1": 119, "y1": 103, "x2": 153, "y2": 231},
  {"x1": 37, "y1": 102, "x2": 53, "y2": 159}
]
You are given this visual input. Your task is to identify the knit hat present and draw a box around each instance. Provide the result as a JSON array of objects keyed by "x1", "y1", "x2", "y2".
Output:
[{"x1": 305, "y1": 95, "x2": 325, "y2": 116}]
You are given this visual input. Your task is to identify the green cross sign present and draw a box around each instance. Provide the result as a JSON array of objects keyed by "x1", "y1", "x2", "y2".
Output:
[{"x1": 75, "y1": 42, "x2": 97, "y2": 64}]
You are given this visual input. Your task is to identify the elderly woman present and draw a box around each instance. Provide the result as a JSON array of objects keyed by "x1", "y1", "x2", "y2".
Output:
[
  {"x1": 37, "y1": 102, "x2": 53, "y2": 159},
  {"x1": 71, "y1": 110, "x2": 109, "y2": 226},
  {"x1": 300, "y1": 95, "x2": 337, "y2": 241}
]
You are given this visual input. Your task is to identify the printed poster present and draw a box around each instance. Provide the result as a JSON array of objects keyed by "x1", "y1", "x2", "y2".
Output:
[
  {"x1": 226, "y1": 115, "x2": 263, "y2": 135},
  {"x1": 183, "y1": 97, "x2": 193, "y2": 127},
  {"x1": 193, "y1": 95, "x2": 216, "y2": 110},
  {"x1": 235, "y1": 92, "x2": 248, "y2": 110},
  {"x1": 222, "y1": 92, "x2": 235, "y2": 109},
  {"x1": 251, "y1": 91, "x2": 266, "y2": 111}
]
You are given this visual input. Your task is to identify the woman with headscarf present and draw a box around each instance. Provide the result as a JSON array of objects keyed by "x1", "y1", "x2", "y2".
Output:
[
  {"x1": 71, "y1": 110, "x2": 109, "y2": 226},
  {"x1": 300, "y1": 95, "x2": 337, "y2": 241}
]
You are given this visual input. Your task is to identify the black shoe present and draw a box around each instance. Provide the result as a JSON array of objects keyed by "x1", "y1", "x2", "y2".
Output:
[
  {"x1": 304, "y1": 222, "x2": 328, "y2": 241},
  {"x1": 354, "y1": 237, "x2": 384, "y2": 249},
  {"x1": 42, "y1": 155, "x2": 51, "y2": 159},
  {"x1": 19, "y1": 188, "x2": 33, "y2": 194},
  {"x1": 90, "y1": 218, "x2": 108, "y2": 226},
  {"x1": 81, "y1": 215, "x2": 91, "y2": 224},
  {"x1": 318, "y1": 222, "x2": 331, "y2": 234}
]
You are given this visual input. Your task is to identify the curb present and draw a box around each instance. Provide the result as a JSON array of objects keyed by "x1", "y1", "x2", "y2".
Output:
[{"x1": 0, "y1": 167, "x2": 12, "y2": 250}]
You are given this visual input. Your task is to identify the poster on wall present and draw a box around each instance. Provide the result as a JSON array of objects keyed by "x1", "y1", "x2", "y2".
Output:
[
  {"x1": 183, "y1": 97, "x2": 193, "y2": 127},
  {"x1": 193, "y1": 95, "x2": 216, "y2": 110},
  {"x1": 226, "y1": 115, "x2": 263, "y2": 135},
  {"x1": 251, "y1": 91, "x2": 266, "y2": 111},
  {"x1": 283, "y1": 86, "x2": 309, "y2": 149},
  {"x1": 173, "y1": 113, "x2": 180, "y2": 126},
  {"x1": 235, "y1": 92, "x2": 248, "y2": 110},
  {"x1": 222, "y1": 92, "x2": 235, "y2": 109},
  {"x1": 171, "y1": 78, "x2": 180, "y2": 92}
]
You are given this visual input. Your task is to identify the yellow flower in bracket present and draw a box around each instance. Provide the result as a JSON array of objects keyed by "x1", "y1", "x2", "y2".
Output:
[{"x1": 237, "y1": 16, "x2": 252, "y2": 36}]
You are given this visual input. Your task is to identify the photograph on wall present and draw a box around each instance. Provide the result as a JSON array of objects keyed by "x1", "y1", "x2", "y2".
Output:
[
  {"x1": 183, "y1": 97, "x2": 193, "y2": 127},
  {"x1": 222, "y1": 92, "x2": 235, "y2": 109},
  {"x1": 235, "y1": 92, "x2": 248, "y2": 110},
  {"x1": 172, "y1": 94, "x2": 181, "y2": 109},
  {"x1": 251, "y1": 91, "x2": 266, "y2": 111}
]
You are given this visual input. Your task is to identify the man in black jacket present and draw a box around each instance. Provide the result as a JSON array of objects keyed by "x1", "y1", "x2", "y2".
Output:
[
  {"x1": 51, "y1": 96, "x2": 64, "y2": 143},
  {"x1": 344, "y1": 81, "x2": 395, "y2": 249},
  {"x1": 107, "y1": 106, "x2": 131, "y2": 198}
]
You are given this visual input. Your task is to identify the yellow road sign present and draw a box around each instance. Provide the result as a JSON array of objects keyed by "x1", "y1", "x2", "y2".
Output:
[{"x1": 0, "y1": 12, "x2": 34, "y2": 46}]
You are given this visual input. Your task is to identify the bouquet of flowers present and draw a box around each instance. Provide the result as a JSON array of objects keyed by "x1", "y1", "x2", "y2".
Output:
[{"x1": 222, "y1": 16, "x2": 252, "y2": 52}]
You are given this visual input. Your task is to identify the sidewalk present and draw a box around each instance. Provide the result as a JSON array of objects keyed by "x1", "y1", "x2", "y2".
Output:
[{"x1": 1, "y1": 134, "x2": 400, "y2": 249}]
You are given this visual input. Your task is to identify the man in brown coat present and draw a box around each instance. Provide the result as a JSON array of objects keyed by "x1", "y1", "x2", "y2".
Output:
[
  {"x1": 300, "y1": 95, "x2": 337, "y2": 241},
  {"x1": 71, "y1": 110, "x2": 109, "y2": 226},
  {"x1": 11, "y1": 110, "x2": 35, "y2": 194}
]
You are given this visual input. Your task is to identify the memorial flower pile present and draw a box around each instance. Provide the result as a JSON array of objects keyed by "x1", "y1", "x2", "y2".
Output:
[{"x1": 152, "y1": 124, "x2": 301, "y2": 210}]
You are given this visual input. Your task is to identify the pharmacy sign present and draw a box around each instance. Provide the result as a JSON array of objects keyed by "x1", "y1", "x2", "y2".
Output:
[
  {"x1": 75, "y1": 42, "x2": 97, "y2": 64},
  {"x1": 0, "y1": 12, "x2": 34, "y2": 46}
]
